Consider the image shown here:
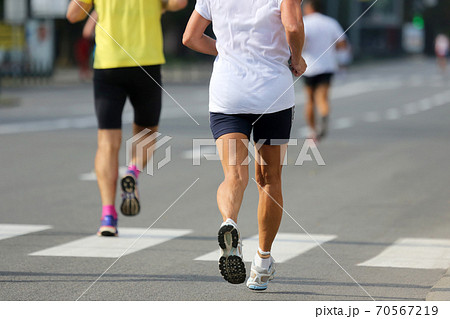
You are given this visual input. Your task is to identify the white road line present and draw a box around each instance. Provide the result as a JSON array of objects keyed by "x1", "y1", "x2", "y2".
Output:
[
  {"x1": 3, "y1": 88, "x2": 449, "y2": 136},
  {"x1": 79, "y1": 166, "x2": 128, "y2": 181},
  {"x1": 329, "y1": 79, "x2": 403, "y2": 100},
  {"x1": 358, "y1": 238, "x2": 450, "y2": 269},
  {"x1": 363, "y1": 111, "x2": 381, "y2": 123},
  {"x1": 385, "y1": 108, "x2": 400, "y2": 120},
  {"x1": 0, "y1": 224, "x2": 52, "y2": 241},
  {"x1": 332, "y1": 117, "x2": 354, "y2": 130},
  {"x1": 418, "y1": 99, "x2": 433, "y2": 112},
  {"x1": 195, "y1": 233, "x2": 336, "y2": 263},
  {"x1": 0, "y1": 107, "x2": 203, "y2": 136},
  {"x1": 181, "y1": 146, "x2": 217, "y2": 160},
  {"x1": 403, "y1": 102, "x2": 419, "y2": 115},
  {"x1": 30, "y1": 228, "x2": 192, "y2": 258},
  {"x1": 0, "y1": 115, "x2": 107, "y2": 135},
  {"x1": 432, "y1": 94, "x2": 446, "y2": 106}
]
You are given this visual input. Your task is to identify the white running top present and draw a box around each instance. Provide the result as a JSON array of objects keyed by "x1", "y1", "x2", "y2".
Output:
[
  {"x1": 435, "y1": 34, "x2": 450, "y2": 56},
  {"x1": 195, "y1": 0, "x2": 295, "y2": 114},
  {"x1": 302, "y1": 12, "x2": 345, "y2": 77}
]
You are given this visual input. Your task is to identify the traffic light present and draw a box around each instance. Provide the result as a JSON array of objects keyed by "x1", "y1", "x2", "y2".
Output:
[{"x1": 413, "y1": 15, "x2": 425, "y2": 30}]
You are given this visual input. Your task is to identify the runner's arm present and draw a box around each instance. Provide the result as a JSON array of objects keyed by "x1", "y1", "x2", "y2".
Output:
[
  {"x1": 183, "y1": 11, "x2": 218, "y2": 56},
  {"x1": 82, "y1": 10, "x2": 97, "y2": 39},
  {"x1": 163, "y1": 0, "x2": 188, "y2": 12},
  {"x1": 281, "y1": 0, "x2": 307, "y2": 76},
  {"x1": 66, "y1": 0, "x2": 93, "y2": 23},
  {"x1": 336, "y1": 39, "x2": 347, "y2": 50},
  {"x1": 333, "y1": 20, "x2": 347, "y2": 50}
]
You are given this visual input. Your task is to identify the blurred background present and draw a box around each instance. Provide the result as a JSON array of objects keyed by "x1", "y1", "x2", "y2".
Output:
[
  {"x1": 0, "y1": 0, "x2": 448, "y2": 84},
  {"x1": 1, "y1": 0, "x2": 450, "y2": 302}
]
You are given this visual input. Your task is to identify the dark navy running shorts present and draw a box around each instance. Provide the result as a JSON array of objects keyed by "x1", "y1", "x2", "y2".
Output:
[
  {"x1": 209, "y1": 107, "x2": 294, "y2": 145},
  {"x1": 94, "y1": 65, "x2": 162, "y2": 129},
  {"x1": 303, "y1": 72, "x2": 334, "y2": 89}
]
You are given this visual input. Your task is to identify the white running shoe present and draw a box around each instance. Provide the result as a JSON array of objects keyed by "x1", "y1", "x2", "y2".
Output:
[
  {"x1": 217, "y1": 219, "x2": 246, "y2": 284},
  {"x1": 246, "y1": 256, "x2": 276, "y2": 290}
]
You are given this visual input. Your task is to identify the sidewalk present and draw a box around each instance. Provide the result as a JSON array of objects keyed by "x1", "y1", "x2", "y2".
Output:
[
  {"x1": 426, "y1": 269, "x2": 450, "y2": 301},
  {"x1": 1, "y1": 63, "x2": 213, "y2": 89},
  {"x1": 50, "y1": 63, "x2": 213, "y2": 85}
]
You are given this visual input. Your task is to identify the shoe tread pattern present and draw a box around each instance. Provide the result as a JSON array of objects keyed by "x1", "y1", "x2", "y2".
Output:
[
  {"x1": 218, "y1": 224, "x2": 246, "y2": 284},
  {"x1": 120, "y1": 176, "x2": 140, "y2": 216}
]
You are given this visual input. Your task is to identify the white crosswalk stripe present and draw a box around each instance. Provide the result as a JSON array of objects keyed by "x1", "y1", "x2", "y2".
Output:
[
  {"x1": 29, "y1": 228, "x2": 192, "y2": 258},
  {"x1": 4, "y1": 222, "x2": 450, "y2": 270},
  {"x1": 358, "y1": 238, "x2": 450, "y2": 269},
  {"x1": 195, "y1": 233, "x2": 336, "y2": 263},
  {"x1": 0, "y1": 224, "x2": 52, "y2": 241}
]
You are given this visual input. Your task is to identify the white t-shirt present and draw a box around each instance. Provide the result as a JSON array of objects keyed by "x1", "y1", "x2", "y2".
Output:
[
  {"x1": 302, "y1": 13, "x2": 345, "y2": 77},
  {"x1": 435, "y1": 34, "x2": 449, "y2": 57},
  {"x1": 195, "y1": 0, "x2": 295, "y2": 114}
]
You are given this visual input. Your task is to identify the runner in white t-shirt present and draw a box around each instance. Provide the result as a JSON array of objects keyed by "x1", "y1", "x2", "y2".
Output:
[
  {"x1": 183, "y1": 0, "x2": 306, "y2": 290},
  {"x1": 435, "y1": 34, "x2": 449, "y2": 75},
  {"x1": 302, "y1": 0, "x2": 347, "y2": 141}
]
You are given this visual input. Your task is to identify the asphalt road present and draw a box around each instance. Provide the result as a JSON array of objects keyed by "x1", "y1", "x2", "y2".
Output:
[{"x1": 0, "y1": 57, "x2": 449, "y2": 301}]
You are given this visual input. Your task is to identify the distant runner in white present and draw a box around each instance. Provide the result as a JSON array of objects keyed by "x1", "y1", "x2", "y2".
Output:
[
  {"x1": 183, "y1": 0, "x2": 307, "y2": 290},
  {"x1": 301, "y1": 0, "x2": 347, "y2": 141},
  {"x1": 435, "y1": 34, "x2": 449, "y2": 75}
]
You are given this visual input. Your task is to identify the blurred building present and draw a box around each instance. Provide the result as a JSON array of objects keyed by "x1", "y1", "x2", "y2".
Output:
[
  {"x1": 0, "y1": 0, "x2": 73, "y2": 78},
  {"x1": 323, "y1": 0, "x2": 449, "y2": 58},
  {"x1": 0, "y1": 0, "x2": 449, "y2": 79},
  {"x1": 324, "y1": 0, "x2": 405, "y2": 57}
]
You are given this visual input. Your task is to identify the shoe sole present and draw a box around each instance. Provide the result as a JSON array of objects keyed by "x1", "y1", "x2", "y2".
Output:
[
  {"x1": 246, "y1": 264, "x2": 276, "y2": 291},
  {"x1": 97, "y1": 226, "x2": 118, "y2": 237},
  {"x1": 247, "y1": 284, "x2": 268, "y2": 290},
  {"x1": 247, "y1": 270, "x2": 275, "y2": 291},
  {"x1": 218, "y1": 224, "x2": 246, "y2": 284},
  {"x1": 120, "y1": 176, "x2": 140, "y2": 216}
]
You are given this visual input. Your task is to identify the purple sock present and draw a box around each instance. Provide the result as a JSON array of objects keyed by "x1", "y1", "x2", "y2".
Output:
[
  {"x1": 102, "y1": 205, "x2": 117, "y2": 220},
  {"x1": 127, "y1": 164, "x2": 140, "y2": 179}
]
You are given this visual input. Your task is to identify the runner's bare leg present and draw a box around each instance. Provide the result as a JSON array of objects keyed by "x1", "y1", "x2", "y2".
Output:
[
  {"x1": 216, "y1": 133, "x2": 249, "y2": 223},
  {"x1": 255, "y1": 144, "x2": 287, "y2": 252}
]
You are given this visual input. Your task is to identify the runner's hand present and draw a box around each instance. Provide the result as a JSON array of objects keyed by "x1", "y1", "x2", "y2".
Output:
[{"x1": 289, "y1": 57, "x2": 307, "y2": 77}]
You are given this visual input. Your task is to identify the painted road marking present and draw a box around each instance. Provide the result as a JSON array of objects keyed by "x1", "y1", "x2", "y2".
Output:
[
  {"x1": 385, "y1": 108, "x2": 400, "y2": 120},
  {"x1": 363, "y1": 111, "x2": 381, "y2": 123},
  {"x1": 358, "y1": 238, "x2": 450, "y2": 269},
  {"x1": 79, "y1": 166, "x2": 128, "y2": 181},
  {"x1": 181, "y1": 146, "x2": 218, "y2": 161},
  {"x1": 403, "y1": 102, "x2": 420, "y2": 115},
  {"x1": 30, "y1": 228, "x2": 192, "y2": 258},
  {"x1": 195, "y1": 233, "x2": 336, "y2": 263},
  {"x1": 332, "y1": 117, "x2": 354, "y2": 130},
  {"x1": 0, "y1": 224, "x2": 52, "y2": 241}
]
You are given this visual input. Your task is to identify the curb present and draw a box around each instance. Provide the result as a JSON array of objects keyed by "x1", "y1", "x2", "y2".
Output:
[
  {"x1": 426, "y1": 268, "x2": 450, "y2": 301},
  {"x1": 1, "y1": 65, "x2": 213, "y2": 88}
]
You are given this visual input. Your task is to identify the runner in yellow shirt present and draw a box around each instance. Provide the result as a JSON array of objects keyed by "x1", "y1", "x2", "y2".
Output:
[{"x1": 67, "y1": 0, "x2": 187, "y2": 236}]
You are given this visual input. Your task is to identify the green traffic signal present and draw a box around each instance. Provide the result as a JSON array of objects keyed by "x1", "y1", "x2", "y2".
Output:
[{"x1": 413, "y1": 16, "x2": 425, "y2": 30}]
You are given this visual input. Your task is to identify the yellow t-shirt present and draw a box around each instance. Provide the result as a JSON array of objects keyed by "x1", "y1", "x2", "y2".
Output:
[{"x1": 78, "y1": 0, "x2": 165, "y2": 69}]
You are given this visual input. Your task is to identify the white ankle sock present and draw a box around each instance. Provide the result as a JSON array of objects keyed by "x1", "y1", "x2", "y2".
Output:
[
  {"x1": 258, "y1": 247, "x2": 270, "y2": 257},
  {"x1": 255, "y1": 251, "x2": 271, "y2": 269}
]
